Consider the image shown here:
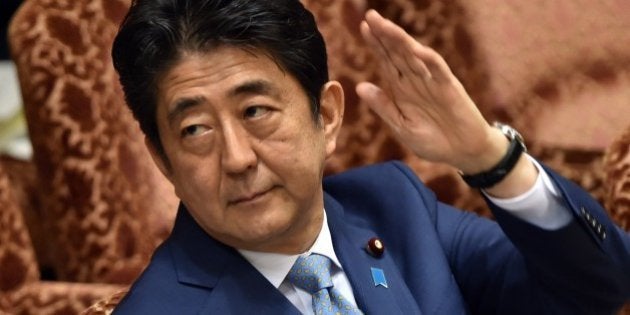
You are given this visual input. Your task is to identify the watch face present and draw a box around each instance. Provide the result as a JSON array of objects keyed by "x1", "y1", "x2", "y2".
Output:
[{"x1": 493, "y1": 122, "x2": 527, "y2": 152}]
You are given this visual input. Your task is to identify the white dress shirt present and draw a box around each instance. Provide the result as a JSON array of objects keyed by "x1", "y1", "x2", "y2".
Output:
[
  {"x1": 238, "y1": 156, "x2": 573, "y2": 314},
  {"x1": 240, "y1": 212, "x2": 357, "y2": 315}
]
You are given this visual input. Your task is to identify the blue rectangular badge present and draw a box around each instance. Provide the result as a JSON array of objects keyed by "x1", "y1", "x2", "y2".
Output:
[{"x1": 371, "y1": 267, "x2": 388, "y2": 288}]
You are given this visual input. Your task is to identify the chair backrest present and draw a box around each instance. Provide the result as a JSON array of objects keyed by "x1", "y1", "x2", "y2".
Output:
[
  {"x1": 0, "y1": 160, "x2": 39, "y2": 297},
  {"x1": 604, "y1": 125, "x2": 630, "y2": 230},
  {"x1": 8, "y1": 0, "x2": 178, "y2": 284}
]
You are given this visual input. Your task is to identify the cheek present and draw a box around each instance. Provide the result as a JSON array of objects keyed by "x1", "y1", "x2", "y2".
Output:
[
  {"x1": 285, "y1": 113, "x2": 327, "y2": 154},
  {"x1": 171, "y1": 157, "x2": 221, "y2": 203},
  {"x1": 263, "y1": 129, "x2": 326, "y2": 172},
  {"x1": 266, "y1": 136, "x2": 326, "y2": 193}
]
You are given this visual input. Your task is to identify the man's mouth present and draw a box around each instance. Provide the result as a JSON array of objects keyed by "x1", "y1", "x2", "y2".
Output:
[{"x1": 228, "y1": 186, "x2": 277, "y2": 205}]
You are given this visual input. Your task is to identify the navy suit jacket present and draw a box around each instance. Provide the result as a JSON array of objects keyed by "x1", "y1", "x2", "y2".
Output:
[{"x1": 114, "y1": 161, "x2": 630, "y2": 314}]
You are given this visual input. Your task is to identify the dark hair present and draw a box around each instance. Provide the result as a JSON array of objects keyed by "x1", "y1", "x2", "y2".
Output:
[{"x1": 112, "y1": 0, "x2": 328, "y2": 159}]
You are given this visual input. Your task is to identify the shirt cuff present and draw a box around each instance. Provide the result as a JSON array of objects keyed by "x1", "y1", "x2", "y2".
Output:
[{"x1": 483, "y1": 155, "x2": 573, "y2": 230}]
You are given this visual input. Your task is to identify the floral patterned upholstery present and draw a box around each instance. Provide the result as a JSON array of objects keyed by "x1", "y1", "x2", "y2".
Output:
[
  {"x1": 0, "y1": 157, "x2": 125, "y2": 314},
  {"x1": 0, "y1": 158, "x2": 38, "y2": 308},
  {"x1": 8, "y1": 0, "x2": 178, "y2": 286},
  {"x1": 605, "y1": 126, "x2": 630, "y2": 231}
]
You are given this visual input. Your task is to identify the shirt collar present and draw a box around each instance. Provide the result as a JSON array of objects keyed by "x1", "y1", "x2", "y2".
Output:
[{"x1": 238, "y1": 209, "x2": 342, "y2": 288}]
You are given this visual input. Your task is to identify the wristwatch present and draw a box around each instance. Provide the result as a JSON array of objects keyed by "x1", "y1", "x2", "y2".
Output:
[{"x1": 460, "y1": 122, "x2": 527, "y2": 189}]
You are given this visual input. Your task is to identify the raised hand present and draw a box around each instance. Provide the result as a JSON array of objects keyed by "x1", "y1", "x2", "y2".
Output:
[{"x1": 356, "y1": 10, "x2": 506, "y2": 175}]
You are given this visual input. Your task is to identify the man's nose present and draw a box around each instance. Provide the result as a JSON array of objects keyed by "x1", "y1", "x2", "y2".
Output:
[{"x1": 221, "y1": 123, "x2": 257, "y2": 174}]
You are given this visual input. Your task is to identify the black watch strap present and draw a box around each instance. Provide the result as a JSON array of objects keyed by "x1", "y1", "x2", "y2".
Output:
[{"x1": 461, "y1": 124, "x2": 526, "y2": 189}]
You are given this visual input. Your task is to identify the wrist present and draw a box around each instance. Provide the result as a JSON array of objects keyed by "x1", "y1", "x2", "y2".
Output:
[
  {"x1": 457, "y1": 127, "x2": 510, "y2": 175},
  {"x1": 460, "y1": 122, "x2": 527, "y2": 189},
  {"x1": 483, "y1": 154, "x2": 538, "y2": 198}
]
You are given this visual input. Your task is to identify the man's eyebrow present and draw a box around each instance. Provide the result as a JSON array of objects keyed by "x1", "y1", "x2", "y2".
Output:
[
  {"x1": 167, "y1": 96, "x2": 205, "y2": 125},
  {"x1": 229, "y1": 79, "x2": 280, "y2": 99},
  {"x1": 165, "y1": 80, "x2": 279, "y2": 125}
]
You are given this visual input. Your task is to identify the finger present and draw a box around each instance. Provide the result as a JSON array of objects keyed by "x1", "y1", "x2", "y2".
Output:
[
  {"x1": 356, "y1": 82, "x2": 402, "y2": 127},
  {"x1": 365, "y1": 10, "x2": 450, "y2": 83},
  {"x1": 411, "y1": 45, "x2": 454, "y2": 84},
  {"x1": 364, "y1": 11, "x2": 428, "y2": 79},
  {"x1": 360, "y1": 21, "x2": 402, "y2": 81}
]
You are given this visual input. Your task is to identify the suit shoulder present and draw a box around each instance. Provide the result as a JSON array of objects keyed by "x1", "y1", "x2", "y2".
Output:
[
  {"x1": 323, "y1": 161, "x2": 439, "y2": 223},
  {"x1": 323, "y1": 160, "x2": 434, "y2": 199},
  {"x1": 113, "y1": 242, "x2": 207, "y2": 314}
]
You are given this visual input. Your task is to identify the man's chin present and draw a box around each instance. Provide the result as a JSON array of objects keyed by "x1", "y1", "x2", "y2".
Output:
[{"x1": 231, "y1": 220, "x2": 311, "y2": 253}]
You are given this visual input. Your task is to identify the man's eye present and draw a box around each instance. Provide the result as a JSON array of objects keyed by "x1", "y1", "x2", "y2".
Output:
[
  {"x1": 181, "y1": 125, "x2": 208, "y2": 137},
  {"x1": 244, "y1": 106, "x2": 270, "y2": 118}
]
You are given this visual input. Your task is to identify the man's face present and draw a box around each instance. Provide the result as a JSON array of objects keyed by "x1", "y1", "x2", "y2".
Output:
[{"x1": 151, "y1": 46, "x2": 343, "y2": 254}]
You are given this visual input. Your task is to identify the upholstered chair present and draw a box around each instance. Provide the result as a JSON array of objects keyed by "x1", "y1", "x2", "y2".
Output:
[
  {"x1": 0, "y1": 158, "x2": 126, "y2": 314},
  {"x1": 605, "y1": 125, "x2": 630, "y2": 231},
  {"x1": 0, "y1": 159, "x2": 38, "y2": 313},
  {"x1": 602, "y1": 124, "x2": 630, "y2": 315},
  {"x1": 8, "y1": 0, "x2": 178, "y2": 286}
]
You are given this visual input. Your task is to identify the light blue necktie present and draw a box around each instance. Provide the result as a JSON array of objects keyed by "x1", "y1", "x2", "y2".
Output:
[{"x1": 287, "y1": 254, "x2": 363, "y2": 315}]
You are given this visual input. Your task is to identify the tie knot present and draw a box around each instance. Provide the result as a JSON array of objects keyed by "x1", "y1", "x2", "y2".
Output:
[{"x1": 287, "y1": 254, "x2": 334, "y2": 294}]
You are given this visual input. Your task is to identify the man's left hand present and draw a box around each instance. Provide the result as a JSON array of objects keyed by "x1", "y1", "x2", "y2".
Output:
[{"x1": 356, "y1": 10, "x2": 505, "y2": 175}]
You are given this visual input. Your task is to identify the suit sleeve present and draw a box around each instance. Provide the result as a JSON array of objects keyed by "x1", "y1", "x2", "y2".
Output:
[{"x1": 434, "y1": 164, "x2": 630, "y2": 314}]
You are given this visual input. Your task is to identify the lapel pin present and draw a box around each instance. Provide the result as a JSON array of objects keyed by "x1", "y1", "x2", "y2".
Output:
[
  {"x1": 371, "y1": 267, "x2": 388, "y2": 288},
  {"x1": 366, "y1": 237, "x2": 385, "y2": 257}
]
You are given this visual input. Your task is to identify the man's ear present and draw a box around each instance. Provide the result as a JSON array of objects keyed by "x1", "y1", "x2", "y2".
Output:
[
  {"x1": 319, "y1": 81, "x2": 345, "y2": 158},
  {"x1": 144, "y1": 137, "x2": 173, "y2": 182}
]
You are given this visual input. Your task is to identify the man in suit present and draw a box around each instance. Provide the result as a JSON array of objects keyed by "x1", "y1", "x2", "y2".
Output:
[{"x1": 111, "y1": 0, "x2": 630, "y2": 314}]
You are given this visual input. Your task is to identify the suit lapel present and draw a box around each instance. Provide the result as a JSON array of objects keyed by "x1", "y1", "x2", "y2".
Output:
[
  {"x1": 169, "y1": 205, "x2": 300, "y2": 314},
  {"x1": 197, "y1": 257, "x2": 300, "y2": 314},
  {"x1": 324, "y1": 194, "x2": 423, "y2": 315}
]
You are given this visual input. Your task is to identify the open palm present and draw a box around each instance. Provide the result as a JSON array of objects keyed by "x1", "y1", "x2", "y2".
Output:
[{"x1": 356, "y1": 10, "x2": 504, "y2": 174}]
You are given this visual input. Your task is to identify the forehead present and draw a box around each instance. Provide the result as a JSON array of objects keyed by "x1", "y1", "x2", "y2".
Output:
[{"x1": 156, "y1": 46, "x2": 293, "y2": 113}]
